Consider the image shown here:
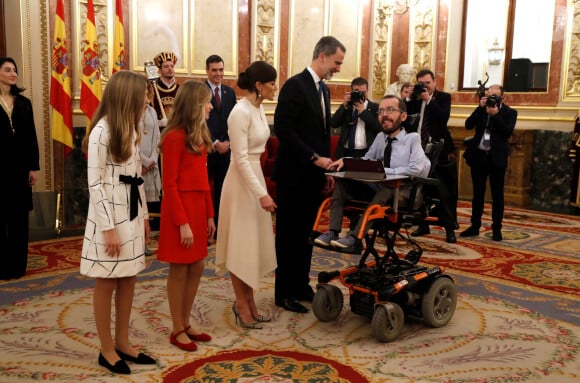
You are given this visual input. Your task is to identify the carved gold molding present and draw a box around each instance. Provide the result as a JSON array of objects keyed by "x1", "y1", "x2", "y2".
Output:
[
  {"x1": 563, "y1": 0, "x2": 580, "y2": 100},
  {"x1": 77, "y1": 0, "x2": 109, "y2": 85},
  {"x1": 372, "y1": 2, "x2": 393, "y2": 99},
  {"x1": 410, "y1": 2, "x2": 435, "y2": 72},
  {"x1": 254, "y1": 0, "x2": 278, "y2": 67}
]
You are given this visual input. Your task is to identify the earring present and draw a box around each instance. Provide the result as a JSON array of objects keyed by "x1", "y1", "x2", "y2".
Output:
[{"x1": 258, "y1": 93, "x2": 262, "y2": 98}]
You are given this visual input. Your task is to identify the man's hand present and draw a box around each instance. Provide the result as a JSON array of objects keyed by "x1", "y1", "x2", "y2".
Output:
[
  {"x1": 313, "y1": 156, "x2": 333, "y2": 169},
  {"x1": 214, "y1": 140, "x2": 230, "y2": 154},
  {"x1": 486, "y1": 104, "x2": 499, "y2": 117},
  {"x1": 327, "y1": 158, "x2": 344, "y2": 171}
]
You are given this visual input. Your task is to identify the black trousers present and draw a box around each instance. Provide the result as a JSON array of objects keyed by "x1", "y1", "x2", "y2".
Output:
[
  {"x1": 469, "y1": 150, "x2": 506, "y2": 230},
  {"x1": 207, "y1": 151, "x2": 230, "y2": 230},
  {"x1": 274, "y1": 185, "x2": 323, "y2": 302},
  {"x1": 435, "y1": 161, "x2": 458, "y2": 230},
  {"x1": 0, "y1": 209, "x2": 30, "y2": 279}
]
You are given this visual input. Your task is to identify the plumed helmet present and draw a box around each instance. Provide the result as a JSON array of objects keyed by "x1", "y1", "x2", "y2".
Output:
[{"x1": 153, "y1": 51, "x2": 177, "y2": 68}]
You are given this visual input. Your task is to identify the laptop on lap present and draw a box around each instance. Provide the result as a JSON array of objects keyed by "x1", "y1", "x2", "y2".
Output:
[{"x1": 341, "y1": 158, "x2": 386, "y2": 180}]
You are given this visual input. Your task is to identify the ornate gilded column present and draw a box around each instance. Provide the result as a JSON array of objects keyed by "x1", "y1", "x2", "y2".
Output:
[
  {"x1": 371, "y1": 1, "x2": 393, "y2": 100},
  {"x1": 410, "y1": 1, "x2": 436, "y2": 72},
  {"x1": 254, "y1": 0, "x2": 278, "y2": 67},
  {"x1": 563, "y1": 0, "x2": 580, "y2": 99}
]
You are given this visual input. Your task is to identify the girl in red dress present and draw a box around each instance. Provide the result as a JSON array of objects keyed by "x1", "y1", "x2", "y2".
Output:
[{"x1": 157, "y1": 80, "x2": 216, "y2": 351}]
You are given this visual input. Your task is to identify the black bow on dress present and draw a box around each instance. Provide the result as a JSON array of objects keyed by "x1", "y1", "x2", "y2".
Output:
[{"x1": 119, "y1": 174, "x2": 144, "y2": 221}]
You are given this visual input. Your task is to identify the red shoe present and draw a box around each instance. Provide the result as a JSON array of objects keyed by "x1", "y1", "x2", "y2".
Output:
[
  {"x1": 170, "y1": 329, "x2": 197, "y2": 351},
  {"x1": 184, "y1": 325, "x2": 211, "y2": 342}
]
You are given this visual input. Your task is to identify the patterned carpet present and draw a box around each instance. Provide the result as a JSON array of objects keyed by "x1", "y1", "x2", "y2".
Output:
[{"x1": 0, "y1": 202, "x2": 578, "y2": 382}]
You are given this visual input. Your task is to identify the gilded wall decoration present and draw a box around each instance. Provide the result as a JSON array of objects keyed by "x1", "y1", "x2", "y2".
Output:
[
  {"x1": 79, "y1": 0, "x2": 109, "y2": 82},
  {"x1": 255, "y1": 0, "x2": 277, "y2": 65},
  {"x1": 372, "y1": 2, "x2": 393, "y2": 99},
  {"x1": 410, "y1": 4, "x2": 435, "y2": 71},
  {"x1": 564, "y1": 0, "x2": 580, "y2": 99}
]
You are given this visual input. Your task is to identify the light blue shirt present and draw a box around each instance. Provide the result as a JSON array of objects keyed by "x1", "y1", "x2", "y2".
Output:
[{"x1": 363, "y1": 128, "x2": 430, "y2": 177}]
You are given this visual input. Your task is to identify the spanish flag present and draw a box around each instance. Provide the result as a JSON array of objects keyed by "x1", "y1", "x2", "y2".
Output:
[
  {"x1": 112, "y1": 0, "x2": 126, "y2": 73},
  {"x1": 80, "y1": 0, "x2": 102, "y2": 122},
  {"x1": 49, "y1": 0, "x2": 73, "y2": 150}
]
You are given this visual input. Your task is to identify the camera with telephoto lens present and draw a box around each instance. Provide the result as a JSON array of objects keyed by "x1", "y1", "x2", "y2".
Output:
[
  {"x1": 485, "y1": 94, "x2": 502, "y2": 108},
  {"x1": 348, "y1": 90, "x2": 365, "y2": 106},
  {"x1": 412, "y1": 82, "x2": 427, "y2": 99}
]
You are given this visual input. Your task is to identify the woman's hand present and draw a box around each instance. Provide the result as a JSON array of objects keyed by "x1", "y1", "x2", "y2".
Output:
[
  {"x1": 104, "y1": 228, "x2": 121, "y2": 257},
  {"x1": 260, "y1": 194, "x2": 277, "y2": 213},
  {"x1": 179, "y1": 223, "x2": 194, "y2": 248},
  {"x1": 28, "y1": 171, "x2": 37, "y2": 186},
  {"x1": 207, "y1": 218, "x2": 216, "y2": 240}
]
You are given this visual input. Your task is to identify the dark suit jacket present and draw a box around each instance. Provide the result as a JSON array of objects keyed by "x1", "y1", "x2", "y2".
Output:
[
  {"x1": 273, "y1": 69, "x2": 331, "y2": 190},
  {"x1": 405, "y1": 89, "x2": 454, "y2": 160},
  {"x1": 464, "y1": 103, "x2": 517, "y2": 168},
  {"x1": 205, "y1": 80, "x2": 236, "y2": 142},
  {"x1": 331, "y1": 100, "x2": 381, "y2": 159},
  {"x1": 0, "y1": 94, "x2": 39, "y2": 213}
]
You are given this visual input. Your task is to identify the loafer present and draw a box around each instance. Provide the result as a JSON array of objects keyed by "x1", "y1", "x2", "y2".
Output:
[
  {"x1": 115, "y1": 349, "x2": 156, "y2": 365},
  {"x1": 297, "y1": 288, "x2": 315, "y2": 303},
  {"x1": 275, "y1": 297, "x2": 308, "y2": 313},
  {"x1": 460, "y1": 226, "x2": 480, "y2": 237},
  {"x1": 492, "y1": 230, "x2": 502, "y2": 241},
  {"x1": 98, "y1": 352, "x2": 131, "y2": 374},
  {"x1": 411, "y1": 224, "x2": 430, "y2": 237},
  {"x1": 445, "y1": 229, "x2": 457, "y2": 243}
]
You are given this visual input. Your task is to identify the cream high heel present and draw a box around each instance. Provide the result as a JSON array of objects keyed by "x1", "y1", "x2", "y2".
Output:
[{"x1": 232, "y1": 304, "x2": 263, "y2": 329}]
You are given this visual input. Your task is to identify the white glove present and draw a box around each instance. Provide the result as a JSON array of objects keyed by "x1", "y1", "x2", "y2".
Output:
[{"x1": 159, "y1": 117, "x2": 168, "y2": 127}]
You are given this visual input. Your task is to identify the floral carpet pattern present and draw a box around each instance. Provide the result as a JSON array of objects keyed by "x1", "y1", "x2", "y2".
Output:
[{"x1": 0, "y1": 202, "x2": 578, "y2": 382}]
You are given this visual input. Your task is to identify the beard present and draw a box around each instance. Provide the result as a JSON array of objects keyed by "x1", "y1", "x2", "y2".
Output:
[{"x1": 380, "y1": 116, "x2": 402, "y2": 135}]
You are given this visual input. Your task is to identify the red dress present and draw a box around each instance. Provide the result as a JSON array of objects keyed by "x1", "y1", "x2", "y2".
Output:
[{"x1": 157, "y1": 128, "x2": 214, "y2": 263}]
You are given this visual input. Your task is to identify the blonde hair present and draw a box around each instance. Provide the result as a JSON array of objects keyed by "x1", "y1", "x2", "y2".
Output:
[
  {"x1": 160, "y1": 80, "x2": 213, "y2": 154},
  {"x1": 83, "y1": 71, "x2": 147, "y2": 163}
]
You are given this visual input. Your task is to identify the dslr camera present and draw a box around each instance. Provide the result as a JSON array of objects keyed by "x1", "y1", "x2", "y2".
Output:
[
  {"x1": 348, "y1": 90, "x2": 365, "y2": 106},
  {"x1": 485, "y1": 94, "x2": 502, "y2": 108},
  {"x1": 412, "y1": 82, "x2": 427, "y2": 99}
]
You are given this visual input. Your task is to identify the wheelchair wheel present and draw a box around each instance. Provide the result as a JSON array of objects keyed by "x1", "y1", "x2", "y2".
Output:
[
  {"x1": 421, "y1": 277, "x2": 457, "y2": 327},
  {"x1": 371, "y1": 302, "x2": 404, "y2": 343},
  {"x1": 312, "y1": 284, "x2": 344, "y2": 322}
]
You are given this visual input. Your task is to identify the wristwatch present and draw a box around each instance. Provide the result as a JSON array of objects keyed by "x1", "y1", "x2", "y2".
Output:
[{"x1": 310, "y1": 153, "x2": 320, "y2": 162}]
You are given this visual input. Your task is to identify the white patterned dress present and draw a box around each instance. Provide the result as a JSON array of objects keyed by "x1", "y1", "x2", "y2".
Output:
[{"x1": 80, "y1": 119, "x2": 148, "y2": 278}]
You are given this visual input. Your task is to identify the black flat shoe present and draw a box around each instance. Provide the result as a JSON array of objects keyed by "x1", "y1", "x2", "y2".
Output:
[
  {"x1": 116, "y1": 349, "x2": 156, "y2": 364},
  {"x1": 276, "y1": 298, "x2": 308, "y2": 313},
  {"x1": 98, "y1": 352, "x2": 131, "y2": 374},
  {"x1": 411, "y1": 225, "x2": 430, "y2": 237},
  {"x1": 445, "y1": 230, "x2": 457, "y2": 243},
  {"x1": 460, "y1": 226, "x2": 480, "y2": 237}
]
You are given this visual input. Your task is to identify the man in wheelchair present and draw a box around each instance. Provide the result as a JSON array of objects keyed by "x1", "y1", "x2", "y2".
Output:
[{"x1": 314, "y1": 95, "x2": 431, "y2": 253}]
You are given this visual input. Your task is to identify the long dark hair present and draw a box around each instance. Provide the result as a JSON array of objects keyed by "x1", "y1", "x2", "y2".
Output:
[{"x1": 0, "y1": 57, "x2": 25, "y2": 95}]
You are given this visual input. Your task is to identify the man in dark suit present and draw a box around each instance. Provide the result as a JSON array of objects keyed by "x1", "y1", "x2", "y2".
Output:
[
  {"x1": 205, "y1": 55, "x2": 237, "y2": 233},
  {"x1": 402, "y1": 69, "x2": 458, "y2": 243},
  {"x1": 273, "y1": 36, "x2": 346, "y2": 313},
  {"x1": 331, "y1": 77, "x2": 381, "y2": 159},
  {"x1": 462, "y1": 84, "x2": 517, "y2": 241}
]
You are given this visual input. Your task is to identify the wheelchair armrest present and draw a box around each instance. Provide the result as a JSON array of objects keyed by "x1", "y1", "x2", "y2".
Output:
[{"x1": 407, "y1": 176, "x2": 440, "y2": 187}]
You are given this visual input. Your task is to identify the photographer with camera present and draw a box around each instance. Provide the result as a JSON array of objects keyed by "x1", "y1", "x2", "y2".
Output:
[
  {"x1": 402, "y1": 69, "x2": 457, "y2": 243},
  {"x1": 331, "y1": 77, "x2": 381, "y2": 159},
  {"x1": 462, "y1": 84, "x2": 517, "y2": 241}
]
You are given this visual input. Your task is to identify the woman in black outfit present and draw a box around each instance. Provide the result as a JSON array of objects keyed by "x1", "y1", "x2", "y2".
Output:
[{"x1": 0, "y1": 57, "x2": 40, "y2": 280}]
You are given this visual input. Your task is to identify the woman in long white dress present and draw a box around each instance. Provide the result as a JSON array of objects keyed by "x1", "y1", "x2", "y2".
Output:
[{"x1": 216, "y1": 61, "x2": 277, "y2": 328}]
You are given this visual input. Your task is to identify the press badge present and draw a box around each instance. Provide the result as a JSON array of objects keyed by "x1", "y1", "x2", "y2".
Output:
[{"x1": 483, "y1": 129, "x2": 491, "y2": 145}]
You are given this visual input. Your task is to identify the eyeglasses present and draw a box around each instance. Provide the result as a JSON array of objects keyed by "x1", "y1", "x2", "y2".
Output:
[{"x1": 378, "y1": 107, "x2": 403, "y2": 115}]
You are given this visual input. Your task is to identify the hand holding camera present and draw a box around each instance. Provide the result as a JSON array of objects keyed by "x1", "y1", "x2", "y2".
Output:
[
  {"x1": 348, "y1": 90, "x2": 365, "y2": 107},
  {"x1": 483, "y1": 94, "x2": 501, "y2": 116},
  {"x1": 411, "y1": 82, "x2": 428, "y2": 100}
]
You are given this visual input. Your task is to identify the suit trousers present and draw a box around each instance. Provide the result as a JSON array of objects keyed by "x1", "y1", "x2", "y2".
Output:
[
  {"x1": 469, "y1": 150, "x2": 506, "y2": 230},
  {"x1": 0, "y1": 208, "x2": 29, "y2": 279},
  {"x1": 434, "y1": 161, "x2": 458, "y2": 230},
  {"x1": 274, "y1": 185, "x2": 323, "y2": 301},
  {"x1": 207, "y1": 150, "x2": 230, "y2": 230}
]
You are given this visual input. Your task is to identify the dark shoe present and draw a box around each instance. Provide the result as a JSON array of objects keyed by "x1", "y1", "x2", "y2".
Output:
[
  {"x1": 184, "y1": 325, "x2": 211, "y2": 342},
  {"x1": 297, "y1": 288, "x2": 315, "y2": 303},
  {"x1": 275, "y1": 297, "x2": 308, "y2": 313},
  {"x1": 460, "y1": 226, "x2": 480, "y2": 237},
  {"x1": 98, "y1": 352, "x2": 131, "y2": 374},
  {"x1": 445, "y1": 229, "x2": 457, "y2": 243},
  {"x1": 115, "y1": 349, "x2": 156, "y2": 365},
  {"x1": 492, "y1": 230, "x2": 502, "y2": 241},
  {"x1": 170, "y1": 329, "x2": 198, "y2": 351},
  {"x1": 411, "y1": 224, "x2": 430, "y2": 237}
]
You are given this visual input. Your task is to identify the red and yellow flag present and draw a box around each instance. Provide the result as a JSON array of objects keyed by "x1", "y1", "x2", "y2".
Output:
[
  {"x1": 50, "y1": 0, "x2": 73, "y2": 150},
  {"x1": 80, "y1": 0, "x2": 102, "y2": 122},
  {"x1": 112, "y1": 0, "x2": 127, "y2": 73}
]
